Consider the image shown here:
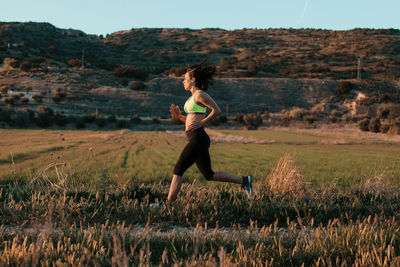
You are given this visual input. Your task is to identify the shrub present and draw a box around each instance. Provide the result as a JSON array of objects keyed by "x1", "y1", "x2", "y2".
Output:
[
  {"x1": 263, "y1": 111, "x2": 270, "y2": 120},
  {"x1": 68, "y1": 59, "x2": 82, "y2": 68},
  {"x1": 163, "y1": 66, "x2": 187, "y2": 77},
  {"x1": 387, "y1": 123, "x2": 400, "y2": 135},
  {"x1": 11, "y1": 94, "x2": 21, "y2": 102},
  {"x1": 114, "y1": 66, "x2": 148, "y2": 80},
  {"x1": 4, "y1": 98, "x2": 15, "y2": 105},
  {"x1": 377, "y1": 105, "x2": 390, "y2": 119},
  {"x1": 304, "y1": 115, "x2": 316, "y2": 124},
  {"x1": 247, "y1": 62, "x2": 258, "y2": 74},
  {"x1": 116, "y1": 120, "x2": 128, "y2": 128},
  {"x1": 83, "y1": 114, "x2": 96, "y2": 123},
  {"x1": 7, "y1": 58, "x2": 20, "y2": 68},
  {"x1": 219, "y1": 58, "x2": 230, "y2": 71},
  {"x1": 131, "y1": 81, "x2": 146, "y2": 91},
  {"x1": 32, "y1": 95, "x2": 43, "y2": 103},
  {"x1": 75, "y1": 119, "x2": 85, "y2": 129},
  {"x1": 211, "y1": 114, "x2": 227, "y2": 126},
  {"x1": 380, "y1": 124, "x2": 390, "y2": 133},
  {"x1": 235, "y1": 113, "x2": 244, "y2": 123},
  {"x1": 130, "y1": 114, "x2": 141, "y2": 124},
  {"x1": 368, "y1": 118, "x2": 381, "y2": 133},
  {"x1": 0, "y1": 107, "x2": 13, "y2": 124},
  {"x1": 243, "y1": 112, "x2": 263, "y2": 129},
  {"x1": 95, "y1": 115, "x2": 106, "y2": 128},
  {"x1": 13, "y1": 111, "x2": 32, "y2": 127},
  {"x1": 107, "y1": 115, "x2": 117, "y2": 123},
  {"x1": 288, "y1": 107, "x2": 307, "y2": 120},
  {"x1": 54, "y1": 113, "x2": 67, "y2": 126},
  {"x1": 20, "y1": 61, "x2": 34, "y2": 72},
  {"x1": 21, "y1": 97, "x2": 29, "y2": 104},
  {"x1": 36, "y1": 106, "x2": 54, "y2": 128},
  {"x1": 359, "y1": 118, "x2": 370, "y2": 132},
  {"x1": 335, "y1": 81, "x2": 352, "y2": 95}
]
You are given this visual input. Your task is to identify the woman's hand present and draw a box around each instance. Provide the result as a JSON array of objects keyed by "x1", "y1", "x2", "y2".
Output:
[
  {"x1": 186, "y1": 120, "x2": 205, "y2": 132},
  {"x1": 170, "y1": 104, "x2": 181, "y2": 120}
]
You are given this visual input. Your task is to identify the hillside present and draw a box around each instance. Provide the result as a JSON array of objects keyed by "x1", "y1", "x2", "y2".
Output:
[
  {"x1": 1, "y1": 22, "x2": 400, "y2": 80},
  {"x1": 0, "y1": 22, "x2": 399, "y2": 134}
]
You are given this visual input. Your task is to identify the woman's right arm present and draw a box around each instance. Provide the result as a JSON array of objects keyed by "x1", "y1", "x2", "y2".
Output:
[{"x1": 170, "y1": 104, "x2": 186, "y2": 123}]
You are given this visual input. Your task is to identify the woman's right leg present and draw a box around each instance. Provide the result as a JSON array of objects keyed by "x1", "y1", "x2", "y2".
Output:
[
  {"x1": 168, "y1": 174, "x2": 182, "y2": 202},
  {"x1": 169, "y1": 139, "x2": 198, "y2": 202}
]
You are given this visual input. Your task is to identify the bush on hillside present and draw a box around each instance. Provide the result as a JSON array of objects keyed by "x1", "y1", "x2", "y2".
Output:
[
  {"x1": 243, "y1": 112, "x2": 263, "y2": 129},
  {"x1": 131, "y1": 81, "x2": 146, "y2": 91},
  {"x1": 54, "y1": 113, "x2": 67, "y2": 126},
  {"x1": 107, "y1": 115, "x2": 117, "y2": 123},
  {"x1": 163, "y1": 66, "x2": 187, "y2": 77},
  {"x1": 13, "y1": 110, "x2": 32, "y2": 127},
  {"x1": 20, "y1": 61, "x2": 34, "y2": 72},
  {"x1": 368, "y1": 118, "x2": 381, "y2": 133},
  {"x1": 130, "y1": 114, "x2": 141, "y2": 124},
  {"x1": 358, "y1": 118, "x2": 370, "y2": 132},
  {"x1": 83, "y1": 114, "x2": 96, "y2": 123},
  {"x1": 36, "y1": 106, "x2": 54, "y2": 128},
  {"x1": 114, "y1": 66, "x2": 148, "y2": 80},
  {"x1": 116, "y1": 119, "x2": 128, "y2": 128},
  {"x1": 32, "y1": 95, "x2": 43, "y2": 103},
  {"x1": 95, "y1": 115, "x2": 106, "y2": 128},
  {"x1": 235, "y1": 113, "x2": 244, "y2": 123},
  {"x1": 0, "y1": 107, "x2": 13, "y2": 124},
  {"x1": 75, "y1": 119, "x2": 86, "y2": 129},
  {"x1": 68, "y1": 59, "x2": 82, "y2": 68},
  {"x1": 211, "y1": 114, "x2": 227, "y2": 126},
  {"x1": 387, "y1": 122, "x2": 400, "y2": 135},
  {"x1": 335, "y1": 81, "x2": 352, "y2": 96}
]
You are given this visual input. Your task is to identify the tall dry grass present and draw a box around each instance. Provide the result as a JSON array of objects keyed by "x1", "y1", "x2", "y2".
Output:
[{"x1": 266, "y1": 153, "x2": 306, "y2": 197}]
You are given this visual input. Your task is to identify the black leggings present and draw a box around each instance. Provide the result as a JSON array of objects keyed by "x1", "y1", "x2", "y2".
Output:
[{"x1": 173, "y1": 127, "x2": 215, "y2": 180}]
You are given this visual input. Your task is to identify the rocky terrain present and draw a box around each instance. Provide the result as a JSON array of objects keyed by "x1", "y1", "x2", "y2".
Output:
[{"x1": 0, "y1": 22, "x2": 399, "y2": 134}]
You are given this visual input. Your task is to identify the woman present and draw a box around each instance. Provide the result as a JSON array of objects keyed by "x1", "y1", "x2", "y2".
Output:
[{"x1": 168, "y1": 60, "x2": 253, "y2": 202}]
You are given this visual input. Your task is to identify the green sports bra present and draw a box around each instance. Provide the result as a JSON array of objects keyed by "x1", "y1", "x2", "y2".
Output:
[{"x1": 184, "y1": 91, "x2": 206, "y2": 114}]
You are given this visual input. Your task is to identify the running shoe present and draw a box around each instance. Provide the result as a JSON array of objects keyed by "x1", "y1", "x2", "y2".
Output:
[
  {"x1": 242, "y1": 176, "x2": 253, "y2": 197},
  {"x1": 150, "y1": 203, "x2": 165, "y2": 209}
]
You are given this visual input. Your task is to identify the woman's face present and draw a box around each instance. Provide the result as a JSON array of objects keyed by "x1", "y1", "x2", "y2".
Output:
[{"x1": 182, "y1": 71, "x2": 194, "y2": 91}]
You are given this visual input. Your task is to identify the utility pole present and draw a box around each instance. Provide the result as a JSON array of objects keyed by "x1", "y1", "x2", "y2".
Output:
[
  {"x1": 81, "y1": 49, "x2": 85, "y2": 73},
  {"x1": 357, "y1": 57, "x2": 361, "y2": 79}
]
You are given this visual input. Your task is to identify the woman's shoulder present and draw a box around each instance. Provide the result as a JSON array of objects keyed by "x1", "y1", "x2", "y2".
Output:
[{"x1": 195, "y1": 90, "x2": 210, "y2": 99}]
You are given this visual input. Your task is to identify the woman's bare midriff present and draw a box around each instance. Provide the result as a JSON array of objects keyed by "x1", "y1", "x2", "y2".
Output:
[{"x1": 185, "y1": 113, "x2": 205, "y2": 132}]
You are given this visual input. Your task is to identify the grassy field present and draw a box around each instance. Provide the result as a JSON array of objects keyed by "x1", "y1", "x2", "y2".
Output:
[
  {"x1": 1, "y1": 128, "x2": 400, "y2": 265},
  {"x1": 1, "y1": 128, "x2": 399, "y2": 187}
]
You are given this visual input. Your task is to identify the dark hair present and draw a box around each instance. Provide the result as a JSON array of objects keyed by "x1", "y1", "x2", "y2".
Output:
[{"x1": 188, "y1": 59, "x2": 216, "y2": 91}]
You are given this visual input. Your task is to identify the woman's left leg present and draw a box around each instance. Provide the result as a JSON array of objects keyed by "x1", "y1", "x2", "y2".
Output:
[
  {"x1": 195, "y1": 143, "x2": 243, "y2": 184},
  {"x1": 209, "y1": 172, "x2": 243, "y2": 184}
]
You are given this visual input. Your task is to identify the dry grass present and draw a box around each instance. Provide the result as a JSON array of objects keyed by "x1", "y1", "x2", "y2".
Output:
[
  {"x1": 363, "y1": 169, "x2": 390, "y2": 195},
  {"x1": 266, "y1": 153, "x2": 306, "y2": 196}
]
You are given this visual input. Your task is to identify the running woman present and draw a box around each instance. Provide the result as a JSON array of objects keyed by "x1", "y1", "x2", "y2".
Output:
[{"x1": 168, "y1": 60, "x2": 253, "y2": 202}]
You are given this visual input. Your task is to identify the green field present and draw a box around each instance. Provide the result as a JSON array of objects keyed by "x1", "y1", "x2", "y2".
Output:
[
  {"x1": 1, "y1": 129, "x2": 400, "y2": 265},
  {"x1": 1, "y1": 129, "x2": 399, "y2": 187}
]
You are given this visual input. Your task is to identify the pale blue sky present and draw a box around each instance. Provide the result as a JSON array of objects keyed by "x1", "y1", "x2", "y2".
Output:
[{"x1": 1, "y1": 0, "x2": 399, "y2": 35}]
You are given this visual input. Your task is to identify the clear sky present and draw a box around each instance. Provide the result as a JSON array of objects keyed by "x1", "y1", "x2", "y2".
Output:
[{"x1": 1, "y1": 0, "x2": 399, "y2": 36}]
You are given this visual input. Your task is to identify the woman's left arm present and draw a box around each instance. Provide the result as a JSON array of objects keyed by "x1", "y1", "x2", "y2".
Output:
[{"x1": 197, "y1": 91, "x2": 221, "y2": 125}]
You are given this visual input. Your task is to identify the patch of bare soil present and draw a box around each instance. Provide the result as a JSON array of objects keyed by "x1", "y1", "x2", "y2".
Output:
[{"x1": 166, "y1": 129, "x2": 275, "y2": 144}]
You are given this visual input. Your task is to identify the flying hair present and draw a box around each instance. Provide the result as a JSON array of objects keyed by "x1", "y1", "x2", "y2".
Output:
[{"x1": 188, "y1": 59, "x2": 216, "y2": 91}]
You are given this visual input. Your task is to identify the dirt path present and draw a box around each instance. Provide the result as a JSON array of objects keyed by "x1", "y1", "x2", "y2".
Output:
[{"x1": 166, "y1": 129, "x2": 275, "y2": 144}]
